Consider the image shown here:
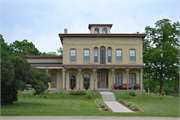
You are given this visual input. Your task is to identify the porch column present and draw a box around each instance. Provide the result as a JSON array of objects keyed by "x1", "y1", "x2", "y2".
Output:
[
  {"x1": 126, "y1": 68, "x2": 129, "y2": 90},
  {"x1": 139, "y1": 68, "x2": 141, "y2": 90},
  {"x1": 112, "y1": 68, "x2": 114, "y2": 90},
  {"x1": 93, "y1": 68, "x2": 96, "y2": 90},
  {"x1": 78, "y1": 68, "x2": 81, "y2": 90},
  {"x1": 141, "y1": 68, "x2": 143, "y2": 90},
  {"x1": 64, "y1": 68, "x2": 66, "y2": 90},
  {"x1": 61, "y1": 68, "x2": 63, "y2": 90}
]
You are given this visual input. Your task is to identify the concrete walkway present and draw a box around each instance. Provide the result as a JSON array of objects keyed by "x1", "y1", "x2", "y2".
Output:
[{"x1": 99, "y1": 91, "x2": 133, "y2": 113}]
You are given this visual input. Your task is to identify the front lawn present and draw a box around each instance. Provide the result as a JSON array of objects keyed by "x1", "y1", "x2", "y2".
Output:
[{"x1": 1, "y1": 91, "x2": 179, "y2": 117}]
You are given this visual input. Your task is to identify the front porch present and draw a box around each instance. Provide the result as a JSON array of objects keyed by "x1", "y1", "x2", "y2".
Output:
[{"x1": 63, "y1": 65, "x2": 144, "y2": 91}]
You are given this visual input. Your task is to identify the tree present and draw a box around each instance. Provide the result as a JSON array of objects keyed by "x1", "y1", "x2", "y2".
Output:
[
  {"x1": 28, "y1": 68, "x2": 51, "y2": 95},
  {"x1": 1, "y1": 53, "x2": 51, "y2": 105},
  {"x1": 0, "y1": 34, "x2": 13, "y2": 58},
  {"x1": 143, "y1": 19, "x2": 179, "y2": 94},
  {"x1": 46, "y1": 51, "x2": 58, "y2": 56},
  {"x1": 9, "y1": 39, "x2": 42, "y2": 55},
  {"x1": 57, "y1": 46, "x2": 63, "y2": 55}
]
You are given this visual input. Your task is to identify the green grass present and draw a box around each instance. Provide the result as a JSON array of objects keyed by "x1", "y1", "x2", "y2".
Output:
[{"x1": 1, "y1": 91, "x2": 179, "y2": 117}]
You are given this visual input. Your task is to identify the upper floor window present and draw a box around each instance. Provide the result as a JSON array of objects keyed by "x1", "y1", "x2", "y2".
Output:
[
  {"x1": 95, "y1": 28, "x2": 99, "y2": 34},
  {"x1": 130, "y1": 49, "x2": 135, "y2": 62},
  {"x1": 116, "y1": 49, "x2": 122, "y2": 62},
  {"x1": 70, "y1": 49, "x2": 76, "y2": 61},
  {"x1": 100, "y1": 46, "x2": 105, "y2": 64},
  {"x1": 94, "y1": 47, "x2": 98, "y2": 62},
  {"x1": 84, "y1": 49, "x2": 90, "y2": 61},
  {"x1": 108, "y1": 47, "x2": 111, "y2": 62},
  {"x1": 103, "y1": 28, "x2": 107, "y2": 34}
]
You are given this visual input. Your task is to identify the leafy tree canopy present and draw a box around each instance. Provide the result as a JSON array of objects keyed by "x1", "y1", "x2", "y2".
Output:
[
  {"x1": 9, "y1": 39, "x2": 42, "y2": 56},
  {"x1": 143, "y1": 19, "x2": 179, "y2": 93}
]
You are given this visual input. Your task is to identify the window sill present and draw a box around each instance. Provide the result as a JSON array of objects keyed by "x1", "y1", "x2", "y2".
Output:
[
  {"x1": 129, "y1": 61, "x2": 136, "y2": 63},
  {"x1": 116, "y1": 62, "x2": 123, "y2": 64}
]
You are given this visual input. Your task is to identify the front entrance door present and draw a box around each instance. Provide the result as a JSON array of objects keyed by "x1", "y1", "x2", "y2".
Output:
[{"x1": 100, "y1": 73, "x2": 106, "y2": 88}]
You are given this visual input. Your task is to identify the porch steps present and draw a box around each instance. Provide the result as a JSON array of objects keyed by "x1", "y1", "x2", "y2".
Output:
[{"x1": 100, "y1": 92, "x2": 116, "y2": 101}]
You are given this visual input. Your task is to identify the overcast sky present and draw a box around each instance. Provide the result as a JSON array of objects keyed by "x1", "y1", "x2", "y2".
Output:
[{"x1": 1, "y1": 0, "x2": 179, "y2": 53}]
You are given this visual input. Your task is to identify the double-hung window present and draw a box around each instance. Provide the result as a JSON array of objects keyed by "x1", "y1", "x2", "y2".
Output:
[
  {"x1": 70, "y1": 49, "x2": 76, "y2": 61},
  {"x1": 84, "y1": 49, "x2": 90, "y2": 61},
  {"x1": 130, "y1": 49, "x2": 135, "y2": 62},
  {"x1": 116, "y1": 49, "x2": 122, "y2": 62},
  {"x1": 108, "y1": 47, "x2": 111, "y2": 62}
]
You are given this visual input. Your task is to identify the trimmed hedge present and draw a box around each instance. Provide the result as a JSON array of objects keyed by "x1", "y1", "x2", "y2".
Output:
[
  {"x1": 69, "y1": 90, "x2": 87, "y2": 95},
  {"x1": 129, "y1": 91, "x2": 137, "y2": 96}
]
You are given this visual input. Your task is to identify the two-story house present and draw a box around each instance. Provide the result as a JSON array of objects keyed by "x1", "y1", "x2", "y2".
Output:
[{"x1": 27, "y1": 24, "x2": 146, "y2": 91}]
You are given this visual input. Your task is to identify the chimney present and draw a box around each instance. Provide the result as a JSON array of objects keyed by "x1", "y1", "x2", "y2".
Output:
[{"x1": 64, "y1": 28, "x2": 67, "y2": 34}]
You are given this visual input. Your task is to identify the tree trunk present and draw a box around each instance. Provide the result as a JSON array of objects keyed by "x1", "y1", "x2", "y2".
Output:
[{"x1": 159, "y1": 73, "x2": 163, "y2": 94}]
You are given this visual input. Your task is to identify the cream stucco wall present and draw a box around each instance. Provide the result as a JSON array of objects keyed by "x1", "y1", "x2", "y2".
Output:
[{"x1": 63, "y1": 37, "x2": 143, "y2": 65}]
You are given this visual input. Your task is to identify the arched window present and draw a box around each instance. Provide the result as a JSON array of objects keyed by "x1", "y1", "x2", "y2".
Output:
[
  {"x1": 94, "y1": 47, "x2": 98, "y2": 62},
  {"x1": 100, "y1": 46, "x2": 105, "y2": 64},
  {"x1": 95, "y1": 28, "x2": 99, "y2": 34},
  {"x1": 103, "y1": 28, "x2": 107, "y2": 34},
  {"x1": 108, "y1": 47, "x2": 111, "y2": 62}
]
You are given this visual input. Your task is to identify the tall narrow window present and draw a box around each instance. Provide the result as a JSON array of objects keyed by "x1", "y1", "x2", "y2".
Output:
[
  {"x1": 70, "y1": 49, "x2": 76, "y2": 61},
  {"x1": 116, "y1": 49, "x2": 122, "y2": 62},
  {"x1": 108, "y1": 47, "x2": 111, "y2": 62},
  {"x1": 100, "y1": 46, "x2": 105, "y2": 64},
  {"x1": 116, "y1": 73, "x2": 122, "y2": 87},
  {"x1": 130, "y1": 49, "x2": 135, "y2": 62},
  {"x1": 95, "y1": 28, "x2": 99, "y2": 34},
  {"x1": 51, "y1": 73, "x2": 56, "y2": 88},
  {"x1": 94, "y1": 47, "x2": 98, "y2": 62},
  {"x1": 130, "y1": 73, "x2": 136, "y2": 88},
  {"x1": 84, "y1": 49, "x2": 90, "y2": 61},
  {"x1": 103, "y1": 28, "x2": 107, "y2": 34},
  {"x1": 70, "y1": 73, "x2": 76, "y2": 88},
  {"x1": 84, "y1": 73, "x2": 90, "y2": 88}
]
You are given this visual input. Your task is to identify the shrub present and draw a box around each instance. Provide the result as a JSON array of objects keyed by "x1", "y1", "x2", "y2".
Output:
[
  {"x1": 126, "y1": 102, "x2": 133, "y2": 107},
  {"x1": 103, "y1": 106, "x2": 109, "y2": 111},
  {"x1": 99, "y1": 103, "x2": 106, "y2": 108},
  {"x1": 45, "y1": 91, "x2": 49, "y2": 94},
  {"x1": 132, "y1": 106, "x2": 140, "y2": 110},
  {"x1": 153, "y1": 91, "x2": 157, "y2": 94},
  {"x1": 86, "y1": 94, "x2": 92, "y2": 99},
  {"x1": 129, "y1": 91, "x2": 136, "y2": 96},
  {"x1": 142, "y1": 92, "x2": 146, "y2": 95},
  {"x1": 69, "y1": 90, "x2": 87, "y2": 95},
  {"x1": 160, "y1": 97, "x2": 163, "y2": 100},
  {"x1": 43, "y1": 95, "x2": 47, "y2": 98}
]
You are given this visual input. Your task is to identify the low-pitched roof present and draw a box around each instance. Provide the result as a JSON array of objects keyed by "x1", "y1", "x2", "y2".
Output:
[{"x1": 58, "y1": 34, "x2": 147, "y2": 44}]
